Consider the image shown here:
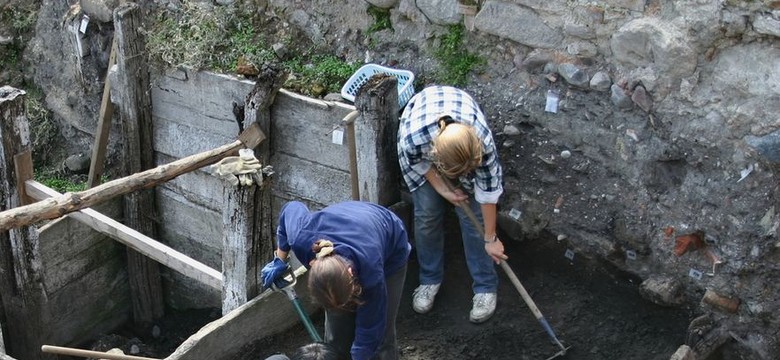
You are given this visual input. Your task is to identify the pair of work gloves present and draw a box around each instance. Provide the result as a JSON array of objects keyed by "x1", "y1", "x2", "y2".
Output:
[
  {"x1": 260, "y1": 256, "x2": 289, "y2": 290},
  {"x1": 211, "y1": 148, "x2": 269, "y2": 187}
]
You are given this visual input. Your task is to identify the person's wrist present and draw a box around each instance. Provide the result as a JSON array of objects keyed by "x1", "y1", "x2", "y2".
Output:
[{"x1": 483, "y1": 234, "x2": 497, "y2": 243}]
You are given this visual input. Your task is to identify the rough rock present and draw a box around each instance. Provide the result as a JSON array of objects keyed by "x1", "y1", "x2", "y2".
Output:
[
  {"x1": 557, "y1": 63, "x2": 589, "y2": 88},
  {"x1": 744, "y1": 130, "x2": 780, "y2": 164},
  {"x1": 589, "y1": 71, "x2": 611, "y2": 91},
  {"x1": 416, "y1": 0, "x2": 460, "y2": 25},
  {"x1": 366, "y1": 0, "x2": 399, "y2": 9},
  {"x1": 475, "y1": 1, "x2": 563, "y2": 49},
  {"x1": 64, "y1": 153, "x2": 91, "y2": 174},
  {"x1": 639, "y1": 276, "x2": 686, "y2": 307},
  {"x1": 80, "y1": 0, "x2": 120, "y2": 23}
]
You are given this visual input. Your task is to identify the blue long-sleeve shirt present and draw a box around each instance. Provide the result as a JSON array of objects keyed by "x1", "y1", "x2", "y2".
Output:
[{"x1": 276, "y1": 201, "x2": 411, "y2": 360}]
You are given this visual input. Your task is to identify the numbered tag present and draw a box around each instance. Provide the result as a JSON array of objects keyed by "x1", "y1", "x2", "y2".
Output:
[
  {"x1": 625, "y1": 250, "x2": 637, "y2": 261},
  {"x1": 79, "y1": 15, "x2": 90, "y2": 34},
  {"x1": 688, "y1": 268, "x2": 703, "y2": 280},
  {"x1": 331, "y1": 128, "x2": 344, "y2": 145},
  {"x1": 545, "y1": 90, "x2": 559, "y2": 113},
  {"x1": 509, "y1": 208, "x2": 522, "y2": 220},
  {"x1": 564, "y1": 249, "x2": 575, "y2": 261}
]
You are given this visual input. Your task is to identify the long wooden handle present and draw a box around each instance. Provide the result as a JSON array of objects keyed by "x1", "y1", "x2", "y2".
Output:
[{"x1": 41, "y1": 345, "x2": 160, "y2": 360}]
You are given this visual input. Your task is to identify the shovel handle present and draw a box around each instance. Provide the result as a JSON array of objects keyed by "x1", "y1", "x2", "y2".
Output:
[{"x1": 41, "y1": 345, "x2": 159, "y2": 360}]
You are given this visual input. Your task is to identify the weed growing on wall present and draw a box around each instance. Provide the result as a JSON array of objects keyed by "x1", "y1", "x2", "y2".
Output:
[
  {"x1": 34, "y1": 172, "x2": 87, "y2": 193},
  {"x1": 24, "y1": 87, "x2": 58, "y2": 166},
  {"x1": 433, "y1": 24, "x2": 485, "y2": 86},
  {"x1": 367, "y1": 5, "x2": 392, "y2": 34},
  {"x1": 0, "y1": 4, "x2": 38, "y2": 73},
  {"x1": 144, "y1": 4, "x2": 359, "y2": 98},
  {"x1": 283, "y1": 54, "x2": 361, "y2": 97}
]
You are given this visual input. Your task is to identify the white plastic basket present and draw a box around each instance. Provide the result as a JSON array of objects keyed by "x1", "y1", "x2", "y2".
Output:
[{"x1": 340, "y1": 64, "x2": 415, "y2": 108}]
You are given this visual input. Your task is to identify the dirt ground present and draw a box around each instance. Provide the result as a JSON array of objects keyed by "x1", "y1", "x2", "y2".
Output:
[
  {"x1": 81, "y1": 213, "x2": 696, "y2": 360},
  {"x1": 244, "y1": 221, "x2": 694, "y2": 360}
]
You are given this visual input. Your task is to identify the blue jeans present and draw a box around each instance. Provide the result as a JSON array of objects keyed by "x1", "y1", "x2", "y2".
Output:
[{"x1": 412, "y1": 182, "x2": 497, "y2": 293}]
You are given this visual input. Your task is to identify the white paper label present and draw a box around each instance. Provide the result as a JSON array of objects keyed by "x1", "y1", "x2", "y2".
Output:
[
  {"x1": 564, "y1": 249, "x2": 575, "y2": 261},
  {"x1": 626, "y1": 250, "x2": 637, "y2": 260},
  {"x1": 79, "y1": 15, "x2": 90, "y2": 34},
  {"x1": 688, "y1": 268, "x2": 703, "y2": 280},
  {"x1": 509, "y1": 208, "x2": 522, "y2": 220},
  {"x1": 545, "y1": 90, "x2": 559, "y2": 113},
  {"x1": 332, "y1": 129, "x2": 344, "y2": 145}
]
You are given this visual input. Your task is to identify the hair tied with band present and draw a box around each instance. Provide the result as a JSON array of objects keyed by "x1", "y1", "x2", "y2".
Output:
[{"x1": 314, "y1": 240, "x2": 335, "y2": 259}]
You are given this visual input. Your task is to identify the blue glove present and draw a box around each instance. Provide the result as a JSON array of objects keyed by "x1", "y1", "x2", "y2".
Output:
[{"x1": 261, "y1": 257, "x2": 288, "y2": 290}]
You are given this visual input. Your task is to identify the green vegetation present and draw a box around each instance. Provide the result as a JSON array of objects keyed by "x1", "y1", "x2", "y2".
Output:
[
  {"x1": 145, "y1": 4, "x2": 358, "y2": 97},
  {"x1": 433, "y1": 24, "x2": 485, "y2": 86},
  {"x1": 283, "y1": 54, "x2": 361, "y2": 97},
  {"x1": 367, "y1": 5, "x2": 392, "y2": 34},
  {"x1": 34, "y1": 172, "x2": 87, "y2": 194},
  {"x1": 0, "y1": 5, "x2": 38, "y2": 70},
  {"x1": 23, "y1": 87, "x2": 58, "y2": 166}
]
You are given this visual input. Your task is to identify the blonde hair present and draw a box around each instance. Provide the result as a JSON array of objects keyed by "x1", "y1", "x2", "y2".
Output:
[
  {"x1": 431, "y1": 118, "x2": 483, "y2": 178},
  {"x1": 308, "y1": 240, "x2": 362, "y2": 311}
]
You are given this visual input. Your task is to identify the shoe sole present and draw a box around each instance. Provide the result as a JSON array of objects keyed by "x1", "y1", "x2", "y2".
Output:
[{"x1": 469, "y1": 312, "x2": 494, "y2": 323}]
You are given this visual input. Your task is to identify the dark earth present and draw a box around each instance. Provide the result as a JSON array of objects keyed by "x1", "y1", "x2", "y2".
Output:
[{"x1": 81, "y1": 213, "x2": 696, "y2": 360}]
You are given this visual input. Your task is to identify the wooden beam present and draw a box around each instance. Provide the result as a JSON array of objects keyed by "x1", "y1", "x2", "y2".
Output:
[
  {"x1": 221, "y1": 65, "x2": 285, "y2": 315},
  {"x1": 87, "y1": 36, "x2": 118, "y2": 188},
  {"x1": 115, "y1": 2, "x2": 164, "y2": 325},
  {"x1": 344, "y1": 110, "x2": 360, "y2": 201},
  {"x1": 13, "y1": 151, "x2": 34, "y2": 206},
  {"x1": 25, "y1": 180, "x2": 223, "y2": 291},
  {"x1": 42, "y1": 345, "x2": 159, "y2": 360},
  {"x1": 0, "y1": 127, "x2": 262, "y2": 232},
  {"x1": 354, "y1": 75, "x2": 401, "y2": 206},
  {"x1": 0, "y1": 86, "x2": 50, "y2": 360}
]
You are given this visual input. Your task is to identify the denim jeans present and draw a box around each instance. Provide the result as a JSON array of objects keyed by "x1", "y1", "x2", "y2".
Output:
[
  {"x1": 324, "y1": 264, "x2": 407, "y2": 360},
  {"x1": 412, "y1": 181, "x2": 498, "y2": 294}
]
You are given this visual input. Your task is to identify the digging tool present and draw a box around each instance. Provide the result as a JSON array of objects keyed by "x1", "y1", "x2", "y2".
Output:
[
  {"x1": 271, "y1": 265, "x2": 323, "y2": 342},
  {"x1": 441, "y1": 178, "x2": 571, "y2": 360},
  {"x1": 41, "y1": 345, "x2": 159, "y2": 360}
]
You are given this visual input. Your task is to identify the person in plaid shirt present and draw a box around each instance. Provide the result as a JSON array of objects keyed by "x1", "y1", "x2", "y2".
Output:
[{"x1": 397, "y1": 85, "x2": 508, "y2": 323}]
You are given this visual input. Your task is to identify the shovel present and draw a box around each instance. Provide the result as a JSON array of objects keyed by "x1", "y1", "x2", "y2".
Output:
[
  {"x1": 442, "y1": 178, "x2": 571, "y2": 360},
  {"x1": 271, "y1": 265, "x2": 323, "y2": 342}
]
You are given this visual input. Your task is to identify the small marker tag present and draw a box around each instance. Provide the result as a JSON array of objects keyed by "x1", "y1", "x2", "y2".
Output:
[
  {"x1": 688, "y1": 269, "x2": 703, "y2": 280},
  {"x1": 626, "y1": 250, "x2": 637, "y2": 260},
  {"x1": 79, "y1": 15, "x2": 90, "y2": 34},
  {"x1": 564, "y1": 249, "x2": 575, "y2": 261},
  {"x1": 332, "y1": 129, "x2": 344, "y2": 145},
  {"x1": 545, "y1": 90, "x2": 559, "y2": 113},
  {"x1": 509, "y1": 208, "x2": 522, "y2": 220}
]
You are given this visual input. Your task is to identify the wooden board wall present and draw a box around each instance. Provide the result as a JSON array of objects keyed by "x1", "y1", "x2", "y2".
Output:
[{"x1": 150, "y1": 70, "x2": 356, "y2": 308}]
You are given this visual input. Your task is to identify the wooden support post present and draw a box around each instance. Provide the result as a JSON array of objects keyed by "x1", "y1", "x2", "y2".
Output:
[
  {"x1": 0, "y1": 86, "x2": 52, "y2": 360},
  {"x1": 87, "y1": 36, "x2": 118, "y2": 188},
  {"x1": 353, "y1": 75, "x2": 401, "y2": 206},
  {"x1": 221, "y1": 66, "x2": 286, "y2": 315},
  {"x1": 115, "y1": 3, "x2": 164, "y2": 325}
]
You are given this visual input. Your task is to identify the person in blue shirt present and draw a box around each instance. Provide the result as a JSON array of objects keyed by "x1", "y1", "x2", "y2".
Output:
[{"x1": 262, "y1": 201, "x2": 411, "y2": 360}]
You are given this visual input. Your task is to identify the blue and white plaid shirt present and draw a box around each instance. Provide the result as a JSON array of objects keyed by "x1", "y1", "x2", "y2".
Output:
[{"x1": 397, "y1": 86, "x2": 503, "y2": 204}]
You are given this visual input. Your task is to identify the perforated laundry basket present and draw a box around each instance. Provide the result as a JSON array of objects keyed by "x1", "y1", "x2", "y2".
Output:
[{"x1": 340, "y1": 64, "x2": 415, "y2": 108}]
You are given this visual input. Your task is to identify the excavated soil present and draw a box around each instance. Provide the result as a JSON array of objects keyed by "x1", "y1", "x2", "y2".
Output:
[{"x1": 247, "y1": 217, "x2": 694, "y2": 360}]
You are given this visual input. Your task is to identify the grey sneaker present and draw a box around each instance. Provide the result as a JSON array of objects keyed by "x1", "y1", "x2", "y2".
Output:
[
  {"x1": 469, "y1": 293, "x2": 497, "y2": 323},
  {"x1": 412, "y1": 284, "x2": 441, "y2": 314}
]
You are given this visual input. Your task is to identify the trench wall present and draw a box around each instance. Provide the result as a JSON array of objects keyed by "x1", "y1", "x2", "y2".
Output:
[
  {"x1": 149, "y1": 69, "x2": 358, "y2": 309},
  {"x1": 35, "y1": 200, "x2": 129, "y2": 348}
]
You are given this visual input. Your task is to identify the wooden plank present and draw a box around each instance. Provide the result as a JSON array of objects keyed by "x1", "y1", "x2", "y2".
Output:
[
  {"x1": 271, "y1": 153, "x2": 352, "y2": 205},
  {"x1": 87, "y1": 37, "x2": 118, "y2": 188},
  {"x1": 271, "y1": 91, "x2": 353, "y2": 170},
  {"x1": 45, "y1": 255, "x2": 130, "y2": 346},
  {"x1": 25, "y1": 180, "x2": 223, "y2": 291},
  {"x1": 354, "y1": 75, "x2": 401, "y2": 206},
  {"x1": 221, "y1": 67, "x2": 285, "y2": 315},
  {"x1": 165, "y1": 268, "x2": 316, "y2": 360},
  {"x1": 156, "y1": 153, "x2": 224, "y2": 210},
  {"x1": 115, "y1": 3, "x2": 164, "y2": 324},
  {"x1": 0, "y1": 139, "x2": 245, "y2": 232},
  {"x1": 0, "y1": 86, "x2": 49, "y2": 360},
  {"x1": 13, "y1": 151, "x2": 33, "y2": 205},
  {"x1": 156, "y1": 188, "x2": 222, "y2": 254},
  {"x1": 152, "y1": 117, "x2": 235, "y2": 160}
]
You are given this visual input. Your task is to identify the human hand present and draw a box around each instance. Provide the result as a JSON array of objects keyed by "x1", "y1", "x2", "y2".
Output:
[
  {"x1": 484, "y1": 238, "x2": 508, "y2": 264},
  {"x1": 260, "y1": 257, "x2": 289, "y2": 290},
  {"x1": 444, "y1": 187, "x2": 469, "y2": 207}
]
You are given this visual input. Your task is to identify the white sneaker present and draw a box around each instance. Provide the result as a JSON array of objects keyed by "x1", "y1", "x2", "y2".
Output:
[
  {"x1": 412, "y1": 284, "x2": 441, "y2": 314},
  {"x1": 469, "y1": 293, "x2": 496, "y2": 323}
]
